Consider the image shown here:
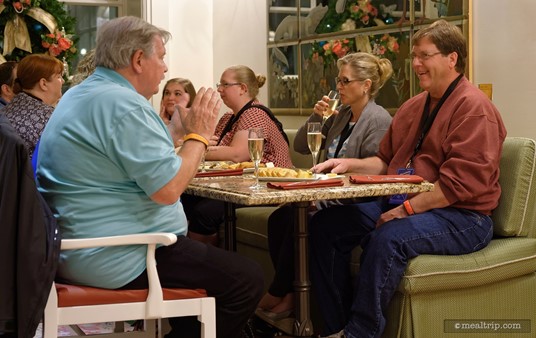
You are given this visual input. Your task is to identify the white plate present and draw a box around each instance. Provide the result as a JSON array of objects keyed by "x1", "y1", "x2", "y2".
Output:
[{"x1": 258, "y1": 174, "x2": 343, "y2": 182}]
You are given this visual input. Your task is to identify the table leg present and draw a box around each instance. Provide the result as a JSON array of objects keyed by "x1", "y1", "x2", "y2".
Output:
[
  {"x1": 292, "y1": 201, "x2": 314, "y2": 337},
  {"x1": 223, "y1": 202, "x2": 237, "y2": 251}
]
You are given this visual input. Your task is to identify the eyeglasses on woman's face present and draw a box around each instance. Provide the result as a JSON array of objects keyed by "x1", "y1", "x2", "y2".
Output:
[
  {"x1": 335, "y1": 77, "x2": 360, "y2": 86},
  {"x1": 216, "y1": 82, "x2": 241, "y2": 89}
]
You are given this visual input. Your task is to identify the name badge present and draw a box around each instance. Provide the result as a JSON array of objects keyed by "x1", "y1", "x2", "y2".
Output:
[{"x1": 388, "y1": 167, "x2": 415, "y2": 204}]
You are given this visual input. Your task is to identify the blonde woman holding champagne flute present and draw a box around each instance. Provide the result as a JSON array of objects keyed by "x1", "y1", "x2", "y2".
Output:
[
  {"x1": 258, "y1": 52, "x2": 394, "y2": 319},
  {"x1": 294, "y1": 52, "x2": 394, "y2": 164}
]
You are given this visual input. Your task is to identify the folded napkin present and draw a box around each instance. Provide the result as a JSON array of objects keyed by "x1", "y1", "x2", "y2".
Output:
[
  {"x1": 195, "y1": 169, "x2": 244, "y2": 178},
  {"x1": 349, "y1": 174, "x2": 424, "y2": 184},
  {"x1": 267, "y1": 178, "x2": 344, "y2": 190}
]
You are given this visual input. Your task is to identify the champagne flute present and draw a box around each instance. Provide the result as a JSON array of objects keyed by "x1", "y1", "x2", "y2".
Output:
[
  {"x1": 324, "y1": 90, "x2": 340, "y2": 122},
  {"x1": 307, "y1": 122, "x2": 322, "y2": 172},
  {"x1": 248, "y1": 128, "x2": 264, "y2": 190}
]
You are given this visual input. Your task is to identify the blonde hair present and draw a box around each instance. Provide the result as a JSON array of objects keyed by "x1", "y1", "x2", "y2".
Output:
[
  {"x1": 225, "y1": 65, "x2": 265, "y2": 99},
  {"x1": 70, "y1": 49, "x2": 96, "y2": 87},
  {"x1": 337, "y1": 52, "x2": 393, "y2": 99}
]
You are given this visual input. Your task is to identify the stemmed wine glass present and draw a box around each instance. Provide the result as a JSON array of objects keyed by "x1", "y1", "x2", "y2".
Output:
[
  {"x1": 307, "y1": 122, "x2": 322, "y2": 172},
  {"x1": 248, "y1": 128, "x2": 264, "y2": 190}
]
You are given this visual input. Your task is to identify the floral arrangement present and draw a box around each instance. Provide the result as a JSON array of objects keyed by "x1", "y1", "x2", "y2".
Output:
[
  {"x1": 348, "y1": 0, "x2": 379, "y2": 27},
  {"x1": 0, "y1": 0, "x2": 77, "y2": 74},
  {"x1": 310, "y1": 0, "x2": 402, "y2": 70},
  {"x1": 370, "y1": 33, "x2": 400, "y2": 60},
  {"x1": 41, "y1": 28, "x2": 75, "y2": 58},
  {"x1": 0, "y1": 0, "x2": 32, "y2": 13},
  {"x1": 310, "y1": 38, "x2": 355, "y2": 71}
]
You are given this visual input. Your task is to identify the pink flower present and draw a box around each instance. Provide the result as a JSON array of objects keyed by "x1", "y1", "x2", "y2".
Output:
[
  {"x1": 57, "y1": 37, "x2": 71, "y2": 50},
  {"x1": 42, "y1": 41, "x2": 50, "y2": 48},
  {"x1": 378, "y1": 46, "x2": 386, "y2": 55},
  {"x1": 13, "y1": 2, "x2": 22, "y2": 11},
  {"x1": 49, "y1": 45, "x2": 62, "y2": 57},
  {"x1": 331, "y1": 41, "x2": 343, "y2": 56},
  {"x1": 388, "y1": 38, "x2": 399, "y2": 53},
  {"x1": 368, "y1": 3, "x2": 378, "y2": 16}
]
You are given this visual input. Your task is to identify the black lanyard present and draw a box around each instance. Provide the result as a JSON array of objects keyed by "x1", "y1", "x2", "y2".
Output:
[
  {"x1": 334, "y1": 121, "x2": 355, "y2": 158},
  {"x1": 217, "y1": 100, "x2": 255, "y2": 145},
  {"x1": 216, "y1": 100, "x2": 289, "y2": 145},
  {"x1": 406, "y1": 73, "x2": 463, "y2": 168}
]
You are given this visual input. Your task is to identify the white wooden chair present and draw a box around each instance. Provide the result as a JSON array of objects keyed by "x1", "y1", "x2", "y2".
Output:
[{"x1": 42, "y1": 233, "x2": 216, "y2": 338}]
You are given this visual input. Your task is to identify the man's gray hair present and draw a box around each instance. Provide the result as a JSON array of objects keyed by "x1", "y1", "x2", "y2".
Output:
[{"x1": 95, "y1": 16, "x2": 171, "y2": 69}]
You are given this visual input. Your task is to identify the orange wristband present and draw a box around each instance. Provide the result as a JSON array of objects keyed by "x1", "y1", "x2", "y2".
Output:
[
  {"x1": 403, "y1": 200, "x2": 415, "y2": 215},
  {"x1": 183, "y1": 133, "x2": 209, "y2": 148}
]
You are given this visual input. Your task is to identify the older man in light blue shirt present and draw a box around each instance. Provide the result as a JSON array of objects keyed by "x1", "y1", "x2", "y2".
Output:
[{"x1": 37, "y1": 16, "x2": 263, "y2": 338}]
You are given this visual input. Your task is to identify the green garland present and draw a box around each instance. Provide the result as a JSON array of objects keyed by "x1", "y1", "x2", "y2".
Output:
[{"x1": 0, "y1": 0, "x2": 77, "y2": 70}]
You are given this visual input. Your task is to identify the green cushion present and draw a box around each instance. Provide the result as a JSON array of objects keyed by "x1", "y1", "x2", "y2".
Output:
[
  {"x1": 286, "y1": 129, "x2": 312, "y2": 169},
  {"x1": 399, "y1": 237, "x2": 536, "y2": 294},
  {"x1": 492, "y1": 137, "x2": 536, "y2": 237},
  {"x1": 236, "y1": 206, "x2": 277, "y2": 250}
]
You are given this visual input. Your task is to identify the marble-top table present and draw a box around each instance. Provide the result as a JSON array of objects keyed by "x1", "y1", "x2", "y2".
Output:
[
  {"x1": 186, "y1": 174, "x2": 433, "y2": 205},
  {"x1": 185, "y1": 174, "x2": 434, "y2": 336}
]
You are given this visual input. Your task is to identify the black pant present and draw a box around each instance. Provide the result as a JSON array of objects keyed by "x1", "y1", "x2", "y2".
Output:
[
  {"x1": 267, "y1": 205, "x2": 316, "y2": 297},
  {"x1": 182, "y1": 194, "x2": 224, "y2": 235},
  {"x1": 267, "y1": 200, "x2": 367, "y2": 297},
  {"x1": 120, "y1": 235, "x2": 264, "y2": 338}
]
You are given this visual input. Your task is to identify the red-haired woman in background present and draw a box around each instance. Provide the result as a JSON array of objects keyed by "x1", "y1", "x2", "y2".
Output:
[{"x1": 4, "y1": 54, "x2": 64, "y2": 158}]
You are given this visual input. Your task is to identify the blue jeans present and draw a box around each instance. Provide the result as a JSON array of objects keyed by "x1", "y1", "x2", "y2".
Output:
[{"x1": 309, "y1": 199, "x2": 493, "y2": 338}]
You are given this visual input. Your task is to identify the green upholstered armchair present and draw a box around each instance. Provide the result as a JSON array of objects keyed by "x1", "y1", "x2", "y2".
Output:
[{"x1": 383, "y1": 137, "x2": 536, "y2": 338}]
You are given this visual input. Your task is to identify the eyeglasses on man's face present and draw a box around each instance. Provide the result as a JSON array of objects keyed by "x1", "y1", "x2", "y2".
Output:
[
  {"x1": 410, "y1": 51, "x2": 442, "y2": 62},
  {"x1": 334, "y1": 77, "x2": 360, "y2": 86},
  {"x1": 216, "y1": 82, "x2": 241, "y2": 89}
]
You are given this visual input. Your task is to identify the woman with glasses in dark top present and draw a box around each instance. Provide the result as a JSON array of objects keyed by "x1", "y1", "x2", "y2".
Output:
[
  {"x1": 258, "y1": 52, "x2": 394, "y2": 319},
  {"x1": 184, "y1": 65, "x2": 292, "y2": 245},
  {"x1": 205, "y1": 65, "x2": 292, "y2": 166}
]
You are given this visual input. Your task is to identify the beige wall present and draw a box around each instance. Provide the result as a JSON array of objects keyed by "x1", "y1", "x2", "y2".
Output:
[
  {"x1": 147, "y1": 0, "x2": 536, "y2": 138},
  {"x1": 473, "y1": 0, "x2": 536, "y2": 139},
  {"x1": 145, "y1": 0, "x2": 267, "y2": 116}
]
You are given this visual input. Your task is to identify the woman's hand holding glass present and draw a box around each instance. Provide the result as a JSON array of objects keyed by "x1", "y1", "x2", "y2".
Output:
[{"x1": 313, "y1": 90, "x2": 340, "y2": 121}]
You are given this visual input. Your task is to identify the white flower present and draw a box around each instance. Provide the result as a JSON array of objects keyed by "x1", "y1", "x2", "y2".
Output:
[{"x1": 341, "y1": 18, "x2": 356, "y2": 31}]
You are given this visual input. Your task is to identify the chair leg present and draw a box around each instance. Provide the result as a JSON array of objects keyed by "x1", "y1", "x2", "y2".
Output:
[
  {"x1": 43, "y1": 286, "x2": 59, "y2": 338},
  {"x1": 198, "y1": 298, "x2": 216, "y2": 338}
]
